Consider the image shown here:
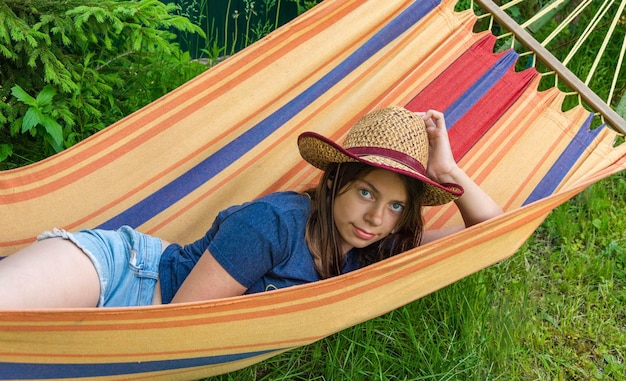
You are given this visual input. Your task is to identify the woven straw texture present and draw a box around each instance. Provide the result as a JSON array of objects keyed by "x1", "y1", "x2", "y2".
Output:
[{"x1": 298, "y1": 106, "x2": 463, "y2": 205}]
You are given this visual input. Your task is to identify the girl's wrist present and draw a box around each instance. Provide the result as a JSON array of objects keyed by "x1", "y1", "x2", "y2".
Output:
[{"x1": 432, "y1": 165, "x2": 465, "y2": 185}]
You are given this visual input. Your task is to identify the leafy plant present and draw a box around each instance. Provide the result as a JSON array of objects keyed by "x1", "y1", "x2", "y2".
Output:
[
  {"x1": 0, "y1": 0, "x2": 207, "y2": 168},
  {"x1": 11, "y1": 85, "x2": 67, "y2": 153}
]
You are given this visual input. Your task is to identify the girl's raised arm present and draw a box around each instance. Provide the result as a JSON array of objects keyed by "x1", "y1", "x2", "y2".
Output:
[{"x1": 420, "y1": 110, "x2": 503, "y2": 244}]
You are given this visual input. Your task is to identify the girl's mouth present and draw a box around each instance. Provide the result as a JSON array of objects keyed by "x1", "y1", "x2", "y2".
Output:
[{"x1": 353, "y1": 225, "x2": 375, "y2": 240}]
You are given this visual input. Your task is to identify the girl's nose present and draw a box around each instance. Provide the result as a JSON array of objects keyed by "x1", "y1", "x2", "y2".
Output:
[{"x1": 365, "y1": 203, "x2": 384, "y2": 226}]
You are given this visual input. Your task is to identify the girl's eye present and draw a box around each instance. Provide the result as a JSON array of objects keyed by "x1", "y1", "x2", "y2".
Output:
[
  {"x1": 359, "y1": 189, "x2": 373, "y2": 200},
  {"x1": 390, "y1": 202, "x2": 404, "y2": 213}
]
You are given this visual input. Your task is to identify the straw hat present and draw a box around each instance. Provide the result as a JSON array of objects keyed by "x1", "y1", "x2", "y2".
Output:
[{"x1": 297, "y1": 106, "x2": 463, "y2": 206}]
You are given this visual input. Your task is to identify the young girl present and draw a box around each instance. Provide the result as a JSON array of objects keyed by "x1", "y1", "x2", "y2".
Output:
[{"x1": 0, "y1": 107, "x2": 502, "y2": 309}]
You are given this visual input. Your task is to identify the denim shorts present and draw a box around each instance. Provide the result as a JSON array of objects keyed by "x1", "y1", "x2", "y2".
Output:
[{"x1": 38, "y1": 226, "x2": 162, "y2": 307}]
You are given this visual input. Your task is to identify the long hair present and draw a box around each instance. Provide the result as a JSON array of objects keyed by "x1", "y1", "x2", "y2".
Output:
[{"x1": 305, "y1": 162, "x2": 425, "y2": 279}]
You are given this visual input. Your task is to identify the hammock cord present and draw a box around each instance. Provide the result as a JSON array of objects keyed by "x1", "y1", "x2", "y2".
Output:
[
  {"x1": 565, "y1": 0, "x2": 610, "y2": 69},
  {"x1": 471, "y1": 0, "x2": 626, "y2": 133},
  {"x1": 601, "y1": 0, "x2": 626, "y2": 104},
  {"x1": 558, "y1": 0, "x2": 604, "y2": 100},
  {"x1": 500, "y1": 0, "x2": 524, "y2": 12},
  {"x1": 584, "y1": 0, "x2": 624, "y2": 89},
  {"x1": 521, "y1": 0, "x2": 626, "y2": 106},
  {"x1": 609, "y1": 15, "x2": 626, "y2": 105},
  {"x1": 521, "y1": 0, "x2": 568, "y2": 31},
  {"x1": 541, "y1": 0, "x2": 593, "y2": 50}
]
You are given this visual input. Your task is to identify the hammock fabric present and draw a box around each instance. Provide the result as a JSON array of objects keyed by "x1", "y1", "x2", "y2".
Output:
[{"x1": 1, "y1": 0, "x2": 625, "y2": 379}]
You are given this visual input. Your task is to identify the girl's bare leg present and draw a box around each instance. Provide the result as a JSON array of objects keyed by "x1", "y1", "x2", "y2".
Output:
[{"x1": 0, "y1": 238, "x2": 100, "y2": 309}]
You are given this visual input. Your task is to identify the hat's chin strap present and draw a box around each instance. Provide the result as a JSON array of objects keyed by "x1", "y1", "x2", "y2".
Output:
[{"x1": 346, "y1": 147, "x2": 426, "y2": 175}]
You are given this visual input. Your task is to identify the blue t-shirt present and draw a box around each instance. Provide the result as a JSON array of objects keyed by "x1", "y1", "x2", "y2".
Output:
[{"x1": 159, "y1": 191, "x2": 361, "y2": 303}]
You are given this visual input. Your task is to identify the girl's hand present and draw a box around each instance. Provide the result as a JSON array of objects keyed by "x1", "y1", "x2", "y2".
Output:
[
  {"x1": 415, "y1": 109, "x2": 503, "y2": 240},
  {"x1": 418, "y1": 110, "x2": 458, "y2": 184}
]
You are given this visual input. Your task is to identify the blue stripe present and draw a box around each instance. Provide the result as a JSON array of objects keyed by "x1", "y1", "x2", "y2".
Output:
[
  {"x1": 98, "y1": 0, "x2": 441, "y2": 230},
  {"x1": 0, "y1": 349, "x2": 277, "y2": 379},
  {"x1": 444, "y1": 50, "x2": 518, "y2": 128},
  {"x1": 524, "y1": 113, "x2": 602, "y2": 204}
]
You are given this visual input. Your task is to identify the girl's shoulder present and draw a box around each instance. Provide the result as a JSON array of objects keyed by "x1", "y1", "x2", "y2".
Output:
[
  {"x1": 255, "y1": 191, "x2": 310, "y2": 210},
  {"x1": 217, "y1": 191, "x2": 310, "y2": 225}
]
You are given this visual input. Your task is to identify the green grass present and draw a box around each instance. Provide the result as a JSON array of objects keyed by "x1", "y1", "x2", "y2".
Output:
[
  {"x1": 510, "y1": 173, "x2": 626, "y2": 380},
  {"x1": 203, "y1": 1, "x2": 626, "y2": 378},
  {"x1": 207, "y1": 172, "x2": 626, "y2": 380},
  {"x1": 2, "y1": 1, "x2": 624, "y2": 379}
]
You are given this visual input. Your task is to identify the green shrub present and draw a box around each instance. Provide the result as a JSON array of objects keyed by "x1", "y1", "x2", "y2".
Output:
[{"x1": 0, "y1": 0, "x2": 207, "y2": 169}]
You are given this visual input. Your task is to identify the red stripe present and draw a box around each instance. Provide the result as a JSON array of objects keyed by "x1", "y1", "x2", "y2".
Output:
[
  {"x1": 406, "y1": 35, "x2": 501, "y2": 111},
  {"x1": 347, "y1": 146, "x2": 427, "y2": 174},
  {"x1": 449, "y1": 67, "x2": 538, "y2": 159}
]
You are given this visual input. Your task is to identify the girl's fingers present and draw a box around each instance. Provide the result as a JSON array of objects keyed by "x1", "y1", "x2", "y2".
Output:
[
  {"x1": 417, "y1": 111, "x2": 435, "y2": 129},
  {"x1": 418, "y1": 110, "x2": 445, "y2": 130}
]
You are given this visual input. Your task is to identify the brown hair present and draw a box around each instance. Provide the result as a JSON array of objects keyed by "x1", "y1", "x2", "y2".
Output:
[{"x1": 305, "y1": 162, "x2": 425, "y2": 279}]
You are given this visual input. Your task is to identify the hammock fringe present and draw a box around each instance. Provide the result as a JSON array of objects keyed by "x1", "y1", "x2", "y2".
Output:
[{"x1": 1, "y1": 0, "x2": 625, "y2": 379}]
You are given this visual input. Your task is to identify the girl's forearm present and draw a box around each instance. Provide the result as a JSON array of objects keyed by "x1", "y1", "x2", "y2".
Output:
[{"x1": 440, "y1": 166, "x2": 503, "y2": 227}]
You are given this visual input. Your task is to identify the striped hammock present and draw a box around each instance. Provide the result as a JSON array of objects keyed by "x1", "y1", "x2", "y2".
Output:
[{"x1": 1, "y1": 0, "x2": 625, "y2": 379}]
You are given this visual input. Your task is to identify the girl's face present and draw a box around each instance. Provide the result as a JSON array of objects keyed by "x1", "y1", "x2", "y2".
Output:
[{"x1": 333, "y1": 168, "x2": 408, "y2": 254}]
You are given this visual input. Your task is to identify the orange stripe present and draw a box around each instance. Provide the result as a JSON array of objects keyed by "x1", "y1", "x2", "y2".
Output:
[
  {"x1": 502, "y1": 117, "x2": 575, "y2": 211},
  {"x1": 149, "y1": 2, "x2": 433, "y2": 230},
  {"x1": 0, "y1": 188, "x2": 578, "y2": 333},
  {"x1": 0, "y1": 0, "x2": 365, "y2": 201},
  {"x1": 0, "y1": 237, "x2": 36, "y2": 248},
  {"x1": 0, "y1": 0, "x2": 353, "y2": 187},
  {"x1": 0, "y1": 335, "x2": 323, "y2": 360}
]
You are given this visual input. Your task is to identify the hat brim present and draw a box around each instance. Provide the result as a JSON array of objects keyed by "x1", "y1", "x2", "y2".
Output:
[{"x1": 298, "y1": 132, "x2": 463, "y2": 206}]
